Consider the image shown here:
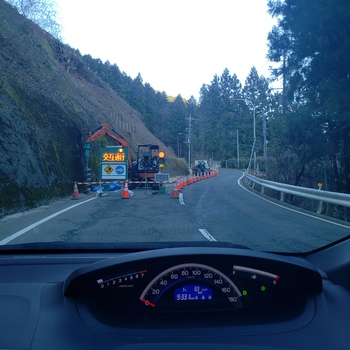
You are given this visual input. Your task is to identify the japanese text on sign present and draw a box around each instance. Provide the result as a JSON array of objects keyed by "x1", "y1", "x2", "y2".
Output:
[{"x1": 102, "y1": 152, "x2": 126, "y2": 162}]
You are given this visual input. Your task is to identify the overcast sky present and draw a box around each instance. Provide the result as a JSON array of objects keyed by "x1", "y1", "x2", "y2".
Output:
[{"x1": 57, "y1": 0, "x2": 278, "y2": 100}]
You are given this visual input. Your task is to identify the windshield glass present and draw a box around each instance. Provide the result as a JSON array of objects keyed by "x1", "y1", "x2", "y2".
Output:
[{"x1": 1, "y1": 0, "x2": 350, "y2": 253}]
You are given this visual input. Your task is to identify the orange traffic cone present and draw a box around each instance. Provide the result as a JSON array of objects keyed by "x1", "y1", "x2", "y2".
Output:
[
  {"x1": 171, "y1": 181, "x2": 179, "y2": 198},
  {"x1": 72, "y1": 182, "x2": 80, "y2": 199},
  {"x1": 122, "y1": 181, "x2": 130, "y2": 199},
  {"x1": 177, "y1": 178, "x2": 182, "y2": 191}
]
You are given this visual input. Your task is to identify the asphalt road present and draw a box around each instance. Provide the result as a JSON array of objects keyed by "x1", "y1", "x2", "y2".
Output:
[{"x1": 1, "y1": 169, "x2": 350, "y2": 252}]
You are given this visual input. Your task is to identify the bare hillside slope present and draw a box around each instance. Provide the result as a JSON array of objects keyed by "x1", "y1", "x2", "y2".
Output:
[{"x1": 0, "y1": 0, "x2": 176, "y2": 215}]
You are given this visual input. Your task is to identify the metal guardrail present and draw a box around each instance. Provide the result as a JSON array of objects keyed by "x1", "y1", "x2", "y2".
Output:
[{"x1": 243, "y1": 172, "x2": 350, "y2": 212}]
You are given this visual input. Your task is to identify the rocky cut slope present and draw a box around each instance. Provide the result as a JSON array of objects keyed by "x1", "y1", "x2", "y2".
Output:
[{"x1": 0, "y1": 0, "x2": 173, "y2": 215}]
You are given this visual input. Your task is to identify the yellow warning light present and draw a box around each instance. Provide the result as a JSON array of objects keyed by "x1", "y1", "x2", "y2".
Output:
[{"x1": 158, "y1": 151, "x2": 166, "y2": 168}]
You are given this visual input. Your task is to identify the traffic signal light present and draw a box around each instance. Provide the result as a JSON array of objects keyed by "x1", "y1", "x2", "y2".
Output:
[{"x1": 158, "y1": 151, "x2": 166, "y2": 168}]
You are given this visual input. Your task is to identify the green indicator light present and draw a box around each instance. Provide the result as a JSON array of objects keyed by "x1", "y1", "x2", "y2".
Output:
[
  {"x1": 261, "y1": 286, "x2": 266, "y2": 292},
  {"x1": 242, "y1": 290, "x2": 248, "y2": 296}
]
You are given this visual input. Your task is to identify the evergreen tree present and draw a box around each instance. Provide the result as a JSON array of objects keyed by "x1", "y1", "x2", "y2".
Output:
[
  {"x1": 167, "y1": 95, "x2": 187, "y2": 153},
  {"x1": 130, "y1": 73, "x2": 146, "y2": 115},
  {"x1": 197, "y1": 69, "x2": 254, "y2": 161},
  {"x1": 267, "y1": 0, "x2": 350, "y2": 191}
]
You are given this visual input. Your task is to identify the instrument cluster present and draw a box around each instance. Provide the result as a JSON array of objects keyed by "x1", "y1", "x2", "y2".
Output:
[{"x1": 64, "y1": 247, "x2": 322, "y2": 332}]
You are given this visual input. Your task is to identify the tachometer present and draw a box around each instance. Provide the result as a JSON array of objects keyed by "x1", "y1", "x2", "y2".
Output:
[{"x1": 139, "y1": 263, "x2": 244, "y2": 310}]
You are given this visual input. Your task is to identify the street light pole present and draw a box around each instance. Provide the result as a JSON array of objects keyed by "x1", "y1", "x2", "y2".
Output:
[{"x1": 230, "y1": 98, "x2": 256, "y2": 172}]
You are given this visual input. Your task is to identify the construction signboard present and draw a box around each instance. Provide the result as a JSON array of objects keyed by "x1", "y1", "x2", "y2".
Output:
[{"x1": 100, "y1": 147, "x2": 128, "y2": 180}]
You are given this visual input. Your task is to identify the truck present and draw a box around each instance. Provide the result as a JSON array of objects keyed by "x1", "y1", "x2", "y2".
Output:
[{"x1": 193, "y1": 160, "x2": 210, "y2": 176}]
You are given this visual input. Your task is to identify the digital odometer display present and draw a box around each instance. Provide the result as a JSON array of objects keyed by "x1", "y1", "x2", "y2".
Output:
[{"x1": 174, "y1": 284, "x2": 213, "y2": 301}]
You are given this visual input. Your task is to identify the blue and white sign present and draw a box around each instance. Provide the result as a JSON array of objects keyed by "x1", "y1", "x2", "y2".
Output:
[
  {"x1": 115, "y1": 165, "x2": 124, "y2": 175},
  {"x1": 101, "y1": 162, "x2": 127, "y2": 180}
]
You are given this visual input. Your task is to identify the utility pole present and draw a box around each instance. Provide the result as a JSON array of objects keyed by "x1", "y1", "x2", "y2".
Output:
[
  {"x1": 263, "y1": 114, "x2": 268, "y2": 174},
  {"x1": 237, "y1": 129, "x2": 240, "y2": 169},
  {"x1": 187, "y1": 114, "x2": 193, "y2": 170},
  {"x1": 230, "y1": 98, "x2": 256, "y2": 172}
]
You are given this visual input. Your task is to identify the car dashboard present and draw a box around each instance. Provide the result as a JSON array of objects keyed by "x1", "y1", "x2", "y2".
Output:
[{"x1": 1, "y1": 244, "x2": 350, "y2": 349}]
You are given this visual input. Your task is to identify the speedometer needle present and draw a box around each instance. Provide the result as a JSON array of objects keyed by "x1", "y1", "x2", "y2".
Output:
[{"x1": 140, "y1": 298, "x2": 156, "y2": 308}]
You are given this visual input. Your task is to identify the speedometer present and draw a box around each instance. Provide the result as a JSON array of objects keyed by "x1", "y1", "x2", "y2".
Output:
[{"x1": 139, "y1": 263, "x2": 244, "y2": 311}]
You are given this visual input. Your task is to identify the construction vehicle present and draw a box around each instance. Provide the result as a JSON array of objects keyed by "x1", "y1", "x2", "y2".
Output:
[
  {"x1": 130, "y1": 144, "x2": 167, "y2": 190},
  {"x1": 131, "y1": 144, "x2": 161, "y2": 180},
  {"x1": 83, "y1": 124, "x2": 165, "y2": 188}
]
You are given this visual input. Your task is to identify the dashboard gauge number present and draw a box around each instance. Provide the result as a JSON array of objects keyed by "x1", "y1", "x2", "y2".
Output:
[{"x1": 97, "y1": 270, "x2": 147, "y2": 289}]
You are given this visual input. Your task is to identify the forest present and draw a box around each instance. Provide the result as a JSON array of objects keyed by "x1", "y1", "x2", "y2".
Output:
[{"x1": 78, "y1": 0, "x2": 350, "y2": 196}]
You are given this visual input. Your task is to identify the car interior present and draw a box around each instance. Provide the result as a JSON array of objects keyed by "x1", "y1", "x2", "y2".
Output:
[{"x1": 1, "y1": 238, "x2": 350, "y2": 349}]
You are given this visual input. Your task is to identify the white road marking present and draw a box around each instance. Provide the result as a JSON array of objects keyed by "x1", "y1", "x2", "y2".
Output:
[
  {"x1": 0, "y1": 197, "x2": 97, "y2": 245},
  {"x1": 199, "y1": 228, "x2": 217, "y2": 241},
  {"x1": 179, "y1": 192, "x2": 185, "y2": 205}
]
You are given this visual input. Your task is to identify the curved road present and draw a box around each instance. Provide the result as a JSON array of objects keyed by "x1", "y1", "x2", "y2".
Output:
[
  {"x1": 1, "y1": 169, "x2": 349, "y2": 252},
  {"x1": 182, "y1": 170, "x2": 350, "y2": 251}
]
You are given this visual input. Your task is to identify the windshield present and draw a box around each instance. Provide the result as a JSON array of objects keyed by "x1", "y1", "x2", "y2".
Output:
[{"x1": 1, "y1": 0, "x2": 350, "y2": 253}]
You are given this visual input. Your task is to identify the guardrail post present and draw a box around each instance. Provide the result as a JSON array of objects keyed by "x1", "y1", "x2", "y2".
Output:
[
  {"x1": 317, "y1": 183, "x2": 323, "y2": 214},
  {"x1": 280, "y1": 191, "x2": 284, "y2": 202}
]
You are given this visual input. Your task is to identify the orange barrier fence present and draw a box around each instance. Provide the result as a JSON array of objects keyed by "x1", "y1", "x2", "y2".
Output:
[{"x1": 72, "y1": 168, "x2": 219, "y2": 199}]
